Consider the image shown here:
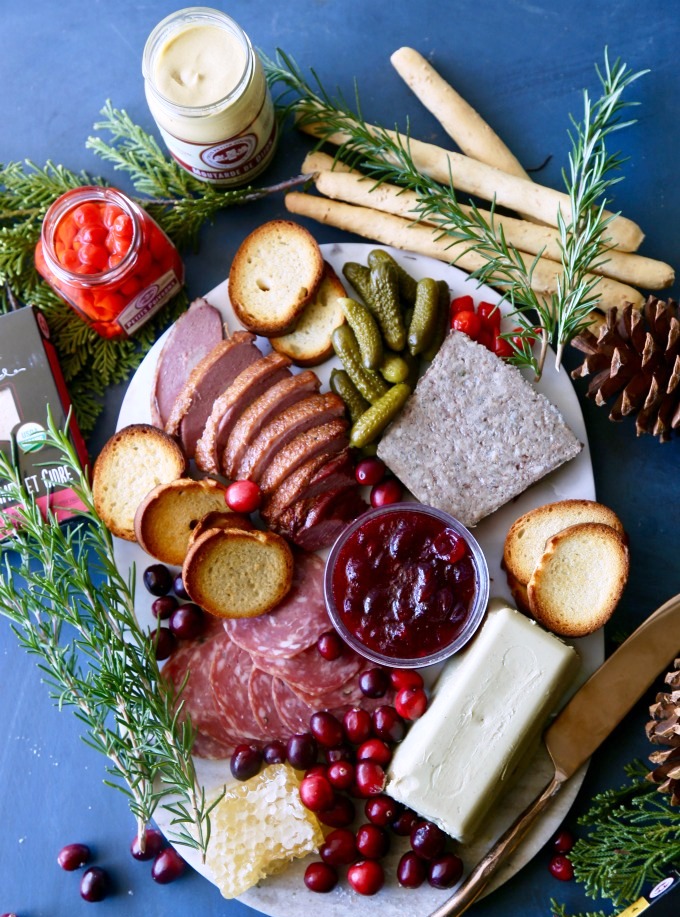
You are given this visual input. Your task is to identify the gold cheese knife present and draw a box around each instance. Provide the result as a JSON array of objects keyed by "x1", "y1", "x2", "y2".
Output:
[{"x1": 428, "y1": 592, "x2": 680, "y2": 917}]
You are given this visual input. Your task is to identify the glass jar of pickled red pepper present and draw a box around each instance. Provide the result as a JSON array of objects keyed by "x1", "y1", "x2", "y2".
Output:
[{"x1": 35, "y1": 186, "x2": 184, "y2": 339}]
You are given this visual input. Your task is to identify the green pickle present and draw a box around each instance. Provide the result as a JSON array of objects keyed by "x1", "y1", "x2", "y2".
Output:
[
  {"x1": 349, "y1": 382, "x2": 412, "y2": 449},
  {"x1": 342, "y1": 262, "x2": 375, "y2": 307},
  {"x1": 331, "y1": 324, "x2": 389, "y2": 404},
  {"x1": 380, "y1": 350, "x2": 410, "y2": 383},
  {"x1": 340, "y1": 297, "x2": 383, "y2": 370},
  {"x1": 329, "y1": 368, "x2": 370, "y2": 424},
  {"x1": 408, "y1": 277, "x2": 440, "y2": 356},
  {"x1": 369, "y1": 261, "x2": 406, "y2": 351},
  {"x1": 422, "y1": 279, "x2": 451, "y2": 362},
  {"x1": 367, "y1": 249, "x2": 418, "y2": 305}
]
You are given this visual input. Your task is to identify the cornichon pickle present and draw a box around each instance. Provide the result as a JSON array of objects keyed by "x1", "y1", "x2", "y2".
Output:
[
  {"x1": 331, "y1": 324, "x2": 389, "y2": 404},
  {"x1": 367, "y1": 249, "x2": 418, "y2": 305},
  {"x1": 379, "y1": 350, "x2": 410, "y2": 383},
  {"x1": 340, "y1": 297, "x2": 383, "y2": 370},
  {"x1": 349, "y1": 383, "x2": 411, "y2": 449},
  {"x1": 330, "y1": 368, "x2": 370, "y2": 424},
  {"x1": 342, "y1": 262, "x2": 375, "y2": 307},
  {"x1": 369, "y1": 261, "x2": 406, "y2": 351},
  {"x1": 408, "y1": 277, "x2": 440, "y2": 356},
  {"x1": 422, "y1": 279, "x2": 451, "y2": 362}
]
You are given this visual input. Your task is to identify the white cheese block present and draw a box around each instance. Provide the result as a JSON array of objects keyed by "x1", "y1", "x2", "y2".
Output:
[{"x1": 386, "y1": 602, "x2": 580, "y2": 843}]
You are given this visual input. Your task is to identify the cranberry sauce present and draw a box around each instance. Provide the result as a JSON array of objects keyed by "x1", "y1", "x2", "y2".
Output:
[{"x1": 331, "y1": 507, "x2": 481, "y2": 661}]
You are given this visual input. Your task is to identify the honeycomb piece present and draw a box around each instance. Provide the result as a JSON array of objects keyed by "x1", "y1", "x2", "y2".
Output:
[{"x1": 205, "y1": 763, "x2": 323, "y2": 898}]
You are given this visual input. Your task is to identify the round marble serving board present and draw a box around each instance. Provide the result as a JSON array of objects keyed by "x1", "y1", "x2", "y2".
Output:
[{"x1": 115, "y1": 242, "x2": 602, "y2": 915}]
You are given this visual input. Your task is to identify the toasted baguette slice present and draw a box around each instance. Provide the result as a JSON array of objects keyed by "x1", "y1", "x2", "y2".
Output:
[
  {"x1": 506, "y1": 570, "x2": 531, "y2": 615},
  {"x1": 527, "y1": 522, "x2": 629, "y2": 637},
  {"x1": 188, "y1": 510, "x2": 253, "y2": 547},
  {"x1": 504, "y1": 499, "x2": 625, "y2": 586},
  {"x1": 228, "y1": 220, "x2": 325, "y2": 336},
  {"x1": 270, "y1": 262, "x2": 347, "y2": 365},
  {"x1": 182, "y1": 527, "x2": 294, "y2": 619},
  {"x1": 92, "y1": 424, "x2": 187, "y2": 541}
]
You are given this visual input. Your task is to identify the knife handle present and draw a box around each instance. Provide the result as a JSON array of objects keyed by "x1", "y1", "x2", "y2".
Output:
[{"x1": 427, "y1": 773, "x2": 564, "y2": 917}]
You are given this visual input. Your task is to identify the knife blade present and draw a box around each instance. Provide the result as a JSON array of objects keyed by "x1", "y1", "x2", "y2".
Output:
[{"x1": 428, "y1": 592, "x2": 680, "y2": 917}]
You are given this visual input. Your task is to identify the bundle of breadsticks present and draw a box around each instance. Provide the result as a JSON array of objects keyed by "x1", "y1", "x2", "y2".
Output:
[{"x1": 285, "y1": 47, "x2": 673, "y2": 315}]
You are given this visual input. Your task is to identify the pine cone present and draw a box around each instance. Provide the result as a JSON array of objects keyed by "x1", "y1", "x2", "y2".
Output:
[
  {"x1": 571, "y1": 297, "x2": 680, "y2": 442},
  {"x1": 646, "y1": 658, "x2": 680, "y2": 805}
]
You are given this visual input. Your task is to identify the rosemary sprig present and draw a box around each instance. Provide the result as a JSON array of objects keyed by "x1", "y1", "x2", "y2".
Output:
[
  {"x1": 0, "y1": 416, "x2": 219, "y2": 857},
  {"x1": 264, "y1": 49, "x2": 644, "y2": 378}
]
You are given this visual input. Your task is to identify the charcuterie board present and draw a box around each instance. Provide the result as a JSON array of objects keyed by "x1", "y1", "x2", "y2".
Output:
[{"x1": 114, "y1": 242, "x2": 603, "y2": 914}]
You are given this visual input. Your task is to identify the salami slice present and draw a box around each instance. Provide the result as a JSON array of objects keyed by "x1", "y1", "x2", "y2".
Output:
[
  {"x1": 248, "y1": 668, "x2": 287, "y2": 738},
  {"x1": 210, "y1": 635, "x2": 270, "y2": 742},
  {"x1": 223, "y1": 552, "x2": 330, "y2": 658},
  {"x1": 250, "y1": 641, "x2": 366, "y2": 694},
  {"x1": 272, "y1": 677, "x2": 317, "y2": 735}
]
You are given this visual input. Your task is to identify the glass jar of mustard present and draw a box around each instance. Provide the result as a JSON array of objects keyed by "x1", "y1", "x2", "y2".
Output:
[
  {"x1": 142, "y1": 7, "x2": 278, "y2": 186},
  {"x1": 35, "y1": 187, "x2": 184, "y2": 339}
]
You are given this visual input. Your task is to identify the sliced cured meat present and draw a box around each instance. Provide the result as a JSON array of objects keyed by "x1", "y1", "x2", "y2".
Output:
[
  {"x1": 292, "y1": 665, "x2": 396, "y2": 710},
  {"x1": 277, "y1": 484, "x2": 367, "y2": 552},
  {"x1": 258, "y1": 419, "x2": 350, "y2": 497},
  {"x1": 248, "y1": 668, "x2": 287, "y2": 737},
  {"x1": 250, "y1": 641, "x2": 366, "y2": 695},
  {"x1": 272, "y1": 677, "x2": 317, "y2": 736},
  {"x1": 261, "y1": 449, "x2": 355, "y2": 525},
  {"x1": 222, "y1": 370, "x2": 320, "y2": 478},
  {"x1": 194, "y1": 353, "x2": 292, "y2": 474},
  {"x1": 210, "y1": 635, "x2": 269, "y2": 742},
  {"x1": 223, "y1": 551, "x2": 330, "y2": 659},
  {"x1": 150, "y1": 298, "x2": 223, "y2": 428},
  {"x1": 165, "y1": 331, "x2": 261, "y2": 457}
]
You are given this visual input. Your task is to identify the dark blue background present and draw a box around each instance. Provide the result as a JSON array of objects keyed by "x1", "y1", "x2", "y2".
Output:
[{"x1": 1, "y1": 2, "x2": 679, "y2": 915}]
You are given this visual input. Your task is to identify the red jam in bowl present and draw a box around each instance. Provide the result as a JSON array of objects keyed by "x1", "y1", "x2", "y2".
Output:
[{"x1": 324, "y1": 503, "x2": 489, "y2": 668}]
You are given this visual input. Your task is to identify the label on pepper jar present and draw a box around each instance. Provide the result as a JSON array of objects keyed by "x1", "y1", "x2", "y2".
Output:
[{"x1": 116, "y1": 269, "x2": 181, "y2": 334}]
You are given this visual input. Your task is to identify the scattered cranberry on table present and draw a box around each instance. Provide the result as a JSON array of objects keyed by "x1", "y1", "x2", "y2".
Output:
[
  {"x1": 173, "y1": 573, "x2": 190, "y2": 599},
  {"x1": 347, "y1": 859, "x2": 385, "y2": 896},
  {"x1": 169, "y1": 602, "x2": 204, "y2": 640},
  {"x1": 319, "y1": 828, "x2": 358, "y2": 866},
  {"x1": 286, "y1": 733, "x2": 318, "y2": 770},
  {"x1": 391, "y1": 808, "x2": 420, "y2": 836},
  {"x1": 309, "y1": 711, "x2": 344, "y2": 748},
  {"x1": 142, "y1": 563, "x2": 172, "y2": 596},
  {"x1": 389, "y1": 668, "x2": 424, "y2": 691},
  {"x1": 355, "y1": 823, "x2": 390, "y2": 860},
  {"x1": 395, "y1": 685, "x2": 429, "y2": 720},
  {"x1": 355, "y1": 457, "x2": 386, "y2": 486},
  {"x1": 327, "y1": 760, "x2": 355, "y2": 791},
  {"x1": 150, "y1": 626, "x2": 176, "y2": 661},
  {"x1": 370, "y1": 478, "x2": 403, "y2": 508},
  {"x1": 299, "y1": 773, "x2": 335, "y2": 812},
  {"x1": 151, "y1": 595, "x2": 178, "y2": 620},
  {"x1": 316, "y1": 629, "x2": 344, "y2": 660},
  {"x1": 549, "y1": 854, "x2": 574, "y2": 881},
  {"x1": 230, "y1": 743, "x2": 263, "y2": 781},
  {"x1": 225, "y1": 479, "x2": 261, "y2": 513},
  {"x1": 410, "y1": 820, "x2": 447, "y2": 860},
  {"x1": 130, "y1": 827, "x2": 165, "y2": 861},
  {"x1": 365, "y1": 794, "x2": 401, "y2": 827},
  {"x1": 552, "y1": 828, "x2": 575, "y2": 854},
  {"x1": 304, "y1": 861, "x2": 338, "y2": 893},
  {"x1": 317, "y1": 794, "x2": 356, "y2": 828},
  {"x1": 356, "y1": 738, "x2": 392, "y2": 766},
  {"x1": 57, "y1": 842, "x2": 91, "y2": 871},
  {"x1": 324, "y1": 743, "x2": 354, "y2": 764},
  {"x1": 151, "y1": 847, "x2": 186, "y2": 884},
  {"x1": 354, "y1": 761, "x2": 386, "y2": 797},
  {"x1": 358, "y1": 667, "x2": 390, "y2": 698},
  {"x1": 372, "y1": 705, "x2": 406, "y2": 743},
  {"x1": 397, "y1": 850, "x2": 428, "y2": 888},
  {"x1": 79, "y1": 866, "x2": 109, "y2": 902},
  {"x1": 343, "y1": 707, "x2": 373, "y2": 744},
  {"x1": 262, "y1": 740, "x2": 287, "y2": 765},
  {"x1": 428, "y1": 853, "x2": 464, "y2": 888}
]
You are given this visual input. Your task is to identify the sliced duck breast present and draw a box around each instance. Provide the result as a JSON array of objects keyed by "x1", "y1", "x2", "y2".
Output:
[
  {"x1": 258, "y1": 420, "x2": 350, "y2": 496},
  {"x1": 150, "y1": 298, "x2": 223, "y2": 428},
  {"x1": 165, "y1": 331, "x2": 261, "y2": 458},
  {"x1": 222, "y1": 370, "x2": 320, "y2": 478},
  {"x1": 235, "y1": 392, "x2": 347, "y2": 483},
  {"x1": 194, "y1": 352, "x2": 292, "y2": 473},
  {"x1": 260, "y1": 448, "x2": 354, "y2": 524},
  {"x1": 274, "y1": 484, "x2": 367, "y2": 551}
]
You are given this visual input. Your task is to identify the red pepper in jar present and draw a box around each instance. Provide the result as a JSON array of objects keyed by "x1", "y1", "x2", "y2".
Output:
[{"x1": 35, "y1": 186, "x2": 184, "y2": 339}]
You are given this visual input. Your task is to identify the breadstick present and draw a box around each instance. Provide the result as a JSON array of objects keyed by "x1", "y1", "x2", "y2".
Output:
[
  {"x1": 391, "y1": 47, "x2": 531, "y2": 181},
  {"x1": 284, "y1": 192, "x2": 644, "y2": 311},
  {"x1": 307, "y1": 158, "x2": 673, "y2": 290},
  {"x1": 297, "y1": 118, "x2": 644, "y2": 252}
]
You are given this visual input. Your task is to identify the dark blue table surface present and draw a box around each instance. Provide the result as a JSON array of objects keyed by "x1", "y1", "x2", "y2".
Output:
[{"x1": 1, "y1": 2, "x2": 679, "y2": 915}]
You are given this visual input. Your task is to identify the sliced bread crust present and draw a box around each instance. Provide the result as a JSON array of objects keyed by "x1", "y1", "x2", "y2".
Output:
[
  {"x1": 228, "y1": 220, "x2": 324, "y2": 336},
  {"x1": 92, "y1": 424, "x2": 187, "y2": 542}
]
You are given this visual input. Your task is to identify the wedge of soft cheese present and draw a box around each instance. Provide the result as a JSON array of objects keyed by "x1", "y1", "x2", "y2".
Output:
[{"x1": 386, "y1": 602, "x2": 580, "y2": 843}]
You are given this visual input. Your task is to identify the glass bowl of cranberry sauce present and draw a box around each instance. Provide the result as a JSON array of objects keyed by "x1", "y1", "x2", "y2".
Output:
[{"x1": 324, "y1": 502, "x2": 489, "y2": 669}]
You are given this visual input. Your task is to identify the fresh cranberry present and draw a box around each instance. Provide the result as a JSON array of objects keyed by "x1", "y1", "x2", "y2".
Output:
[
  {"x1": 358, "y1": 667, "x2": 390, "y2": 698},
  {"x1": 355, "y1": 457, "x2": 386, "y2": 486},
  {"x1": 317, "y1": 795, "x2": 356, "y2": 828},
  {"x1": 365, "y1": 794, "x2": 401, "y2": 826},
  {"x1": 80, "y1": 867, "x2": 109, "y2": 901},
  {"x1": 389, "y1": 669, "x2": 424, "y2": 691},
  {"x1": 230, "y1": 744, "x2": 263, "y2": 781},
  {"x1": 553, "y1": 828, "x2": 575, "y2": 854},
  {"x1": 356, "y1": 738, "x2": 392, "y2": 766},
  {"x1": 304, "y1": 764, "x2": 328, "y2": 780},
  {"x1": 304, "y1": 861, "x2": 338, "y2": 893},
  {"x1": 411, "y1": 820, "x2": 447, "y2": 860},
  {"x1": 391, "y1": 808, "x2": 419, "y2": 836},
  {"x1": 354, "y1": 761, "x2": 386, "y2": 797},
  {"x1": 309, "y1": 711, "x2": 344, "y2": 748},
  {"x1": 319, "y1": 828, "x2": 358, "y2": 866},
  {"x1": 225, "y1": 480, "x2": 261, "y2": 514},
  {"x1": 370, "y1": 478, "x2": 402, "y2": 508},
  {"x1": 151, "y1": 626, "x2": 176, "y2": 661},
  {"x1": 429, "y1": 853, "x2": 464, "y2": 888},
  {"x1": 130, "y1": 828, "x2": 164, "y2": 861},
  {"x1": 371, "y1": 706, "x2": 406, "y2": 743},
  {"x1": 286, "y1": 733, "x2": 318, "y2": 770},
  {"x1": 57, "y1": 842, "x2": 91, "y2": 871},
  {"x1": 143, "y1": 563, "x2": 172, "y2": 596},
  {"x1": 343, "y1": 707, "x2": 373, "y2": 744},
  {"x1": 300, "y1": 774, "x2": 335, "y2": 813},
  {"x1": 397, "y1": 850, "x2": 427, "y2": 888},
  {"x1": 347, "y1": 859, "x2": 385, "y2": 896},
  {"x1": 324, "y1": 744, "x2": 354, "y2": 764},
  {"x1": 549, "y1": 854, "x2": 574, "y2": 881},
  {"x1": 327, "y1": 760, "x2": 355, "y2": 790},
  {"x1": 317, "y1": 629, "x2": 344, "y2": 660},
  {"x1": 395, "y1": 686, "x2": 428, "y2": 720},
  {"x1": 169, "y1": 603, "x2": 204, "y2": 640},
  {"x1": 151, "y1": 595, "x2": 178, "y2": 620},
  {"x1": 356, "y1": 823, "x2": 390, "y2": 859},
  {"x1": 151, "y1": 847, "x2": 186, "y2": 884},
  {"x1": 173, "y1": 573, "x2": 189, "y2": 599},
  {"x1": 262, "y1": 740, "x2": 287, "y2": 765}
]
